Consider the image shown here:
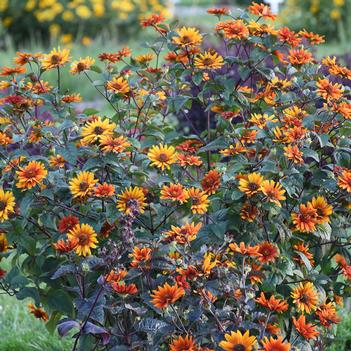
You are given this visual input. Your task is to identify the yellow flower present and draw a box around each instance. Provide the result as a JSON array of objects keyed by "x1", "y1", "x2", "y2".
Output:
[
  {"x1": 291, "y1": 282, "x2": 319, "y2": 314},
  {"x1": 187, "y1": 187, "x2": 210, "y2": 214},
  {"x1": 117, "y1": 186, "x2": 147, "y2": 215},
  {"x1": 76, "y1": 5, "x2": 91, "y2": 19},
  {"x1": 194, "y1": 51, "x2": 224, "y2": 70},
  {"x1": 16, "y1": 161, "x2": 47, "y2": 190},
  {"x1": 0, "y1": 232, "x2": 9, "y2": 252},
  {"x1": 70, "y1": 56, "x2": 95, "y2": 74},
  {"x1": 147, "y1": 144, "x2": 177, "y2": 171},
  {"x1": 330, "y1": 9, "x2": 341, "y2": 20},
  {"x1": 173, "y1": 27, "x2": 203, "y2": 48},
  {"x1": 220, "y1": 330, "x2": 257, "y2": 351},
  {"x1": 0, "y1": 189, "x2": 15, "y2": 222},
  {"x1": 69, "y1": 171, "x2": 98, "y2": 198},
  {"x1": 81, "y1": 116, "x2": 116, "y2": 145},
  {"x1": 67, "y1": 223, "x2": 98, "y2": 256},
  {"x1": 106, "y1": 76, "x2": 130, "y2": 95},
  {"x1": 41, "y1": 47, "x2": 70, "y2": 70},
  {"x1": 238, "y1": 173, "x2": 265, "y2": 197}
]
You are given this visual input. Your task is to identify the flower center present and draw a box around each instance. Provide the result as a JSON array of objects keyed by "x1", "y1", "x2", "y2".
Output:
[
  {"x1": 77, "y1": 233, "x2": 89, "y2": 245},
  {"x1": 24, "y1": 168, "x2": 38, "y2": 178},
  {"x1": 79, "y1": 181, "x2": 89, "y2": 191},
  {"x1": 248, "y1": 182, "x2": 258, "y2": 191},
  {"x1": 0, "y1": 201, "x2": 6, "y2": 211},
  {"x1": 50, "y1": 55, "x2": 61, "y2": 64},
  {"x1": 94, "y1": 126, "x2": 104, "y2": 135},
  {"x1": 158, "y1": 153, "x2": 169, "y2": 162},
  {"x1": 233, "y1": 344, "x2": 246, "y2": 351},
  {"x1": 77, "y1": 62, "x2": 87, "y2": 72}
]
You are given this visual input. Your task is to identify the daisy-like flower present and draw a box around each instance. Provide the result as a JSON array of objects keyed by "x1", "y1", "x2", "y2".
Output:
[
  {"x1": 111, "y1": 282, "x2": 138, "y2": 295},
  {"x1": 316, "y1": 302, "x2": 341, "y2": 327},
  {"x1": 207, "y1": 7, "x2": 230, "y2": 15},
  {"x1": 116, "y1": 186, "x2": 147, "y2": 215},
  {"x1": 147, "y1": 144, "x2": 178, "y2": 171},
  {"x1": 41, "y1": 47, "x2": 70, "y2": 70},
  {"x1": 67, "y1": 223, "x2": 98, "y2": 256},
  {"x1": 194, "y1": 51, "x2": 224, "y2": 70},
  {"x1": 338, "y1": 169, "x2": 351, "y2": 192},
  {"x1": 130, "y1": 246, "x2": 152, "y2": 268},
  {"x1": 169, "y1": 335, "x2": 196, "y2": 351},
  {"x1": 95, "y1": 183, "x2": 115, "y2": 197},
  {"x1": 291, "y1": 204, "x2": 318, "y2": 233},
  {"x1": 160, "y1": 183, "x2": 189, "y2": 204},
  {"x1": 99, "y1": 135, "x2": 130, "y2": 154},
  {"x1": 256, "y1": 292, "x2": 288, "y2": 313},
  {"x1": 308, "y1": 196, "x2": 332, "y2": 224},
  {"x1": 219, "y1": 330, "x2": 257, "y2": 351},
  {"x1": 16, "y1": 161, "x2": 47, "y2": 190},
  {"x1": 61, "y1": 93, "x2": 82, "y2": 103},
  {"x1": 164, "y1": 222, "x2": 202, "y2": 244},
  {"x1": 53, "y1": 237, "x2": 78, "y2": 254},
  {"x1": 201, "y1": 170, "x2": 221, "y2": 195},
  {"x1": 69, "y1": 171, "x2": 98, "y2": 198},
  {"x1": 316, "y1": 78, "x2": 344, "y2": 101},
  {"x1": 293, "y1": 243, "x2": 315, "y2": 267},
  {"x1": 292, "y1": 315, "x2": 320, "y2": 340},
  {"x1": 258, "y1": 242, "x2": 279, "y2": 264},
  {"x1": 261, "y1": 336, "x2": 291, "y2": 351},
  {"x1": 0, "y1": 66, "x2": 26, "y2": 76},
  {"x1": 229, "y1": 242, "x2": 261, "y2": 257},
  {"x1": 81, "y1": 116, "x2": 116, "y2": 145},
  {"x1": 288, "y1": 49, "x2": 313, "y2": 65},
  {"x1": 238, "y1": 172, "x2": 264, "y2": 197},
  {"x1": 140, "y1": 13, "x2": 165, "y2": 27},
  {"x1": 14, "y1": 52, "x2": 42, "y2": 66},
  {"x1": 106, "y1": 76, "x2": 130, "y2": 95},
  {"x1": 260, "y1": 180, "x2": 286, "y2": 207},
  {"x1": 49, "y1": 154, "x2": 66, "y2": 169},
  {"x1": 172, "y1": 27, "x2": 203, "y2": 48},
  {"x1": 0, "y1": 189, "x2": 15, "y2": 222},
  {"x1": 28, "y1": 303, "x2": 49, "y2": 321},
  {"x1": 291, "y1": 282, "x2": 319, "y2": 314},
  {"x1": 248, "y1": 2, "x2": 276, "y2": 20},
  {"x1": 150, "y1": 283, "x2": 185, "y2": 309},
  {"x1": 240, "y1": 202, "x2": 258, "y2": 222},
  {"x1": 70, "y1": 56, "x2": 95, "y2": 74},
  {"x1": 284, "y1": 145, "x2": 304, "y2": 164},
  {"x1": 218, "y1": 20, "x2": 249, "y2": 40},
  {"x1": 187, "y1": 187, "x2": 210, "y2": 214},
  {"x1": 249, "y1": 113, "x2": 278, "y2": 129},
  {"x1": 58, "y1": 215, "x2": 79, "y2": 233},
  {"x1": 177, "y1": 154, "x2": 203, "y2": 167},
  {"x1": 134, "y1": 54, "x2": 154, "y2": 63},
  {"x1": 220, "y1": 143, "x2": 247, "y2": 156}
]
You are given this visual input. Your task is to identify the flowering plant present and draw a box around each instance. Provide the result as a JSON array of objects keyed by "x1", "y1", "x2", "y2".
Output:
[
  {"x1": 0, "y1": 0, "x2": 169, "y2": 46},
  {"x1": 281, "y1": 0, "x2": 351, "y2": 42},
  {"x1": 1, "y1": 2, "x2": 351, "y2": 350}
]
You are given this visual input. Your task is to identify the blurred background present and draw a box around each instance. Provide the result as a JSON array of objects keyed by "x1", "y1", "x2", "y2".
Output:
[{"x1": 0, "y1": 0, "x2": 351, "y2": 350}]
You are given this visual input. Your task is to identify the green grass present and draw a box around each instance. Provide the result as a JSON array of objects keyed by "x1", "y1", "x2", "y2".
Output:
[{"x1": 0, "y1": 294, "x2": 73, "y2": 351}]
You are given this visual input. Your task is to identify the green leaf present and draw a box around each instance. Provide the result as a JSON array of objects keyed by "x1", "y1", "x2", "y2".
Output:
[{"x1": 46, "y1": 289, "x2": 74, "y2": 315}]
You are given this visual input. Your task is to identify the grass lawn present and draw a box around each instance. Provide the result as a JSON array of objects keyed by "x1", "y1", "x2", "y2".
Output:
[{"x1": 0, "y1": 294, "x2": 73, "y2": 351}]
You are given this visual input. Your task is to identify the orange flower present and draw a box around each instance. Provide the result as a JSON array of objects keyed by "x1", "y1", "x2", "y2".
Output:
[
  {"x1": 292, "y1": 315, "x2": 319, "y2": 339},
  {"x1": 288, "y1": 49, "x2": 313, "y2": 65},
  {"x1": 160, "y1": 183, "x2": 189, "y2": 204},
  {"x1": 111, "y1": 282, "x2": 138, "y2": 295},
  {"x1": 261, "y1": 336, "x2": 291, "y2": 351},
  {"x1": 70, "y1": 56, "x2": 95, "y2": 74},
  {"x1": 229, "y1": 242, "x2": 261, "y2": 257},
  {"x1": 220, "y1": 143, "x2": 247, "y2": 156},
  {"x1": 187, "y1": 187, "x2": 210, "y2": 214},
  {"x1": 99, "y1": 135, "x2": 130, "y2": 154},
  {"x1": 291, "y1": 204, "x2": 318, "y2": 233},
  {"x1": 278, "y1": 27, "x2": 301, "y2": 47},
  {"x1": 308, "y1": 196, "x2": 332, "y2": 224},
  {"x1": 299, "y1": 30, "x2": 325, "y2": 45},
  {"x1": 130, "y1": 247, "x2": 152, "y2": 268},
  {"x1": 207, "y1": 7, "x2": 230, "y2": 15},
  {"x1": 176, "y1": 139, "x2": 203, "y2": 153},
  {"x1": 95, "y1": 183, "x2": 115, "y2": 197},
  {"x1": 284, "y1": 145, "x2": 304, "y2": 164},
  {"x1": 58, "y1": 215, "x2": 79, "y2": 233},
  {"x1": 248, "y1": 2, "x2": 276, "y2": 20},
  {"x1": 105, "y1": 269, "x2": 127, "y2": 283},
  {"x1": 53, "y1": 237, "x2": 78, "y2": 253},
  {"x1": 28, "y1": 303, "x2": 49, "y2": 321},
  {"x1": 219, "y1": 20, "x2": 249, "y2": 40},
  {"x1": 16, "y1": 161, "x2": 47, "y2": 190},
  {"x1": 0, "y1": 66, "x2": 26, "y2": 76},
  {"x1": 169, "y1": 335, "x2": 197, "y2": 351},
  {"x1": 260, "y1": 180, "x2": 286, "y2": 207},
  {"x1": 49, "y1": 154, "x2": 66, "y2": 169},
  {"x1": 106, "y1": 76, "x2": 130, "y2": 95},
  {"x1": 202, "y1": 253, "x2": 217, "y2": 276},
  {"x1": 258, "y1": 242, "x2": 279, "y2": 264},
  {"x1": 240, "y1": 202, "x2": 258, "y2": 222},
  {"x1": 291, "y1": 282, "x2": 318, "y2": 314},
  {"x1": 67, "y1": 223, "x2": 98, "y2": 257},
  {"x1": 150, "y1": 283, "x2": 185, "y2": 309},
  {"x1": 140, "y1": 13, "x2": 165, "y2": 27},
  {"x1": 293, "y1": 243, "x2": 314, "y2": 267},
  {"x1": 316, "y1": 302, "x2": 341, "y2": 327},
  {"x1": 177, "y1": 153, "x2": 203, "y2": 167},
  {"x1": 201, "y1": 170, "x2": 221, "y2": 195},
  {"x1": 337, "y1": 170, "x2": 351, "y2": 192},
  {"x1": 238, "y1": 173, "x2": 264, "y2": 197},
  {"x1": 219, "y1": 330, "x2": 257, "y2": 351},
  {"x1": 164, "y1": 222, "x2": 202, "y2": 244},
  {"x1": 256, "y1": 292, "x2": 288, "y2": 313},
  {"x1": 316, "y1": 78, "x2": 344, "y2": 101}
]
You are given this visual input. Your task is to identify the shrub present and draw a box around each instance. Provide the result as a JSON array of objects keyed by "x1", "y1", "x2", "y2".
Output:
[
  {"x1": 280, "y1": 0, "x2": 351, "y2": 43},
  {"x1": 0, "y1": 0, "x2": 169, "y2": 47},
  {"x1": 1, "y1": 2, "x2": 351, "y2": 350}
]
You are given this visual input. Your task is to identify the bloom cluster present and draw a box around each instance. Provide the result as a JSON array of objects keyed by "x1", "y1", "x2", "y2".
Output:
[
  {"x1": 0, "y1": 2, "x2": 350, "y2": 350},
  {"x1": 0, "y1": 0, "x2": 169, "y2": 46}
]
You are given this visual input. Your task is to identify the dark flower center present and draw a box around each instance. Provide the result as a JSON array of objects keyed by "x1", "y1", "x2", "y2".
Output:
[
  {"x1": 248, "y1": 182, "x2": 258, "y2": 191},
  {"x1": 94, "y1": 126, "x2": 104, "y2": 135},
  {"x1": 158, "y1": 153, "x2": 169, "y2": 162},
  {"x1": 233, "y1": 344, "x2": 246, "y2": 351},
  {"x1": 0, "y1": 201, "x2": 6, "y2": 211},
  {"x1": 77, "y1": 233, "x2": 89, "y2": 245},
  {"x1": 50, "y1": 55, "x2": 61, "y2": 64},
  {"x1": 77, "y1": 62, "x2": 87, "y2": 72},
  {"x1": 79, "y1": 181, "x2": 89, "y2": 191}
]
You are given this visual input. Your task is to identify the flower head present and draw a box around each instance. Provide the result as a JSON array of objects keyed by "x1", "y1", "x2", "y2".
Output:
[
  {"x1": 201, "y1": 170, "x2": 221, "y2": 195},
  {"x1": 150, "y1": 283, "x2": 185, "y2": 309},
  {"x1": 106, "y1": 76, "x2": 130, "y2": 95},
  {"x1": 293, "y1": 315, "x2": 319, "y2": 339},
  {"x1": 173, "y1": 27, "x2": 203, "y2": 48},
  {"x1": 160, "y1": 183, "x2": 189, "y2": 204},
  {"x1": 187, "y1": 187, "x2": 210, "y2": 214},
  {"x1": 69, "y1": 171, "x2": 98, "y2": 198},
  {"x1": 261, "y1": 336, "x2": 291, "y2": 351},
  {"x1": 291, "y1": 204, "x2": 318, "y2": 233},
  {"x1": 148, "y1": 144, "x2": 177, "y2": 171},
  {"x1": 194, "y1": 51, "x2": 224, "y2": 70},
  {"x1": 16, "y1": 161, "x2": 47, "y2": 190},
  {"x1": 81, "y1": 116, "x2": 116, "y2": 145},
  {"x1": 0, "y1": 189, "x2": 15, "y2": 222},
  {"x1": 260, "y1": 180, "x2": 286, "y2": 207},
  {"x1": 28, "y1": 303, "x2": 49, "y2": 321},
  {"x1": 117, "y1": 186, "x2": 147, "y2": 215},
  {"x1": 67, "y1": 223, "x2": 98, "y2": 256},
  {"x1": 238, "y1": 172, "x2": 264, "y2": 197},
  {"x1": 219, "y1": 330, "x2": 257, "y2": 351},
  {"x1": 70, "y1": 56, "x2": 95, "y2": 74},
  {"x1": 291, "y1": 282, "x2": 319, "y2": 314},
  {"x1": 41, "y1": 47, "x2": 70, "y2": 70},
  {"x1": 169, "y1": 335, "x2": 196, "y2": 351}
]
